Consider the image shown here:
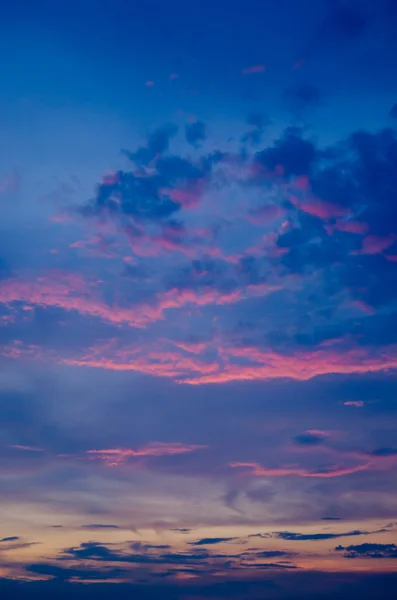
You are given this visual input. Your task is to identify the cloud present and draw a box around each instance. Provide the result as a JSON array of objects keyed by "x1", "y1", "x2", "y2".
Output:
[
  {"x1": 188, "y1": 537, "x2": 236, "y2": 546},
  {"x1": 335, "y1": 543, "x2": 397, "y2": 558},
  {"x1": 370, "y1": 447, "x2": 397, "y2": 457},
  {"x1": 0, "y1": 536, "x2": 20, "y2": 542},
  {"x1": 241, "y1": 64, "x2": 267, "y2": 75},
  {"x1": 85, "y1": 442, "x2": 207, "y2": 466},
  {"x1": 293, "y1": 430, "x2": 328, "y2": 446},
  {"x1": 274, "y1": 530, "x2": 374, "y2": 542},
  {"x1": 81, "y1": 524, "x2": 120, "y2": 530},
  {"x1": 185, "y1": 121, "x2": 206, "y2": 147},
  {"x1": 253, "y1": 127, "x2": 316, "y2": 177},
  {"x1": 229, "y1": 461, "x2": 369, "y2": 479},
  {"x1": 182, "y1": 345, "x2": 397, "y2": 385},
  {"x1": 26, "y1": 562, "x2": 128, "y2": 581},
  {"x1": 126, "y1": 123, "x2": 178, "y2": 166}
]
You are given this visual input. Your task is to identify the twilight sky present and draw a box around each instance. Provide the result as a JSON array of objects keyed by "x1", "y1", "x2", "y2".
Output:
[{"x1": 1, "y1": 1, "x2": 397, "y2": 598}]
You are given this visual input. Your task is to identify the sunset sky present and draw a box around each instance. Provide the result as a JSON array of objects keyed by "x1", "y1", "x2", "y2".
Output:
[{"x1": 1, "y1": 1, "x2": 397, "y2": 598}]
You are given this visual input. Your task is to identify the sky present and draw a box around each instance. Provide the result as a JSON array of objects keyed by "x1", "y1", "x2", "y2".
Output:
[{"x1": 1, "y1": 1, "x2": 397, "y2": 598}]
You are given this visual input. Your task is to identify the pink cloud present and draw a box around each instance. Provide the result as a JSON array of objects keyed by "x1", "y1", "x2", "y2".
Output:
[
  {"x1": 229, "y1": 461, "x2": 369, "y2": 478},
  {"x1": 181, "y1": 345, "x2": 397, "y2": 384},
  {"x1": 5, "y1": 333, "x2": 397, "y2": 387},
  {"x1": 0, "y1": 272, "x2": 280, "y2": 332},
  {"x1": 58, "y1": 340, "x2": 397, "y2": 387},
  {"x1": 86, "y1": 442, "x2": 207, "y2": 467},
  {"x1": 162, "y1": 179, "x2": 205, "y2": 209},
  {"x1": 0, "y1": 272, "x2": 153, "y2": 328},
  {"x1": 241, "y1": 64, "x2": 267, "y2": 75},
  {"x1": 358, "y1": 234, "x2": 397, "y2": 255},
  {"x1": 64, "y1": 348, "x2": 219, "y2": 379},
  {"x1": 344, "y1": 401, "x2": 365, "y2": 408},
  {"x1": 145, "y1": 81, "x2": 154, "y2": 87},
  {"x1": 169, "y1": 73, "x2": 179, "y2": 81},
  {"x1": 10, "y1": 444, "x2": 44, "y2": 452},
  {"x1": 290, "y1": 194, "x2": 349, "y2": 220},
  {"x1": 351, "y1": 300, "x2": 375, "y2": 315},
  {"x1": 332, "y1": 220, "x2": 369, "y2": 235}
]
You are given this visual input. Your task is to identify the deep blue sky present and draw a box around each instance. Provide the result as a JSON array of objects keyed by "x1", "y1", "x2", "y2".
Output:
[{"x1": 1, "y1": 1, "x2": 397, "y2": 598}]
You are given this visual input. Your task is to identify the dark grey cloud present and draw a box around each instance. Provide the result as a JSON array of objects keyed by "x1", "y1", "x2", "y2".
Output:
[
  {"x1": 336, "y1": 542, "x2": 397, "y2": 558},
  {"x1": 62, "y1": 541, "x2": 230, "y2": 566},
  {"x1": 26, "y1": 562, "x2": 128, "y2": 581},
  {"x1": 189, "y1": 537, "x2": 236, "y2": 546},
  {"x1": 81, "y1": 524, "x2": 120, "y2": 530},
  {"x1": 274, "y1": 529, "x2": 371, "y2": 541},
  {"x1": 250, "y1": 550, "x2": 291, "y2": 558},
  {"x1": 0, "y1": 536, "x2": 19, "y2": 542}
]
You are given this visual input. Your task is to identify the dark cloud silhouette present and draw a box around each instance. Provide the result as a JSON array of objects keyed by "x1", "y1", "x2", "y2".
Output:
[
  {"x1": 3, "y1": 570, "x2": 397, "y2": 600},
  {"x1": 26, "y1": 563, "x2": 127, "y2": 581},
  {"x1": 293, "y1": 431, "x2": 327, "y2": 446},
  {"x1": 0, "y1": 536, "x2": 19, "y2": 542},
  {"x1": 81, "y1": 524, "x2": 120, "y2": 530},
  {"x1": 254, "y1": 127, "x2": 316, "y2": 177},
  {"x1": 189, "y1": 537, "x2": 236, "y2": 546},
  {"x1": 251, "y1": 550, "x2": 291, "y2": 558},
  {"x1": 274, "y1": 529, "x2": 371, "y2": 541},
  {"x1": 62, "y1": 541, "x2": 231, "y2": 567},
  {"x1": 185, "y1": 121, "x2": 206, "y2": 146},
  {"x1": 336, "y1": 543, "x2": 397, "y2": 558},
  {"x1": 80, "y1": 127, "x2": 216, "y2": 226}
]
